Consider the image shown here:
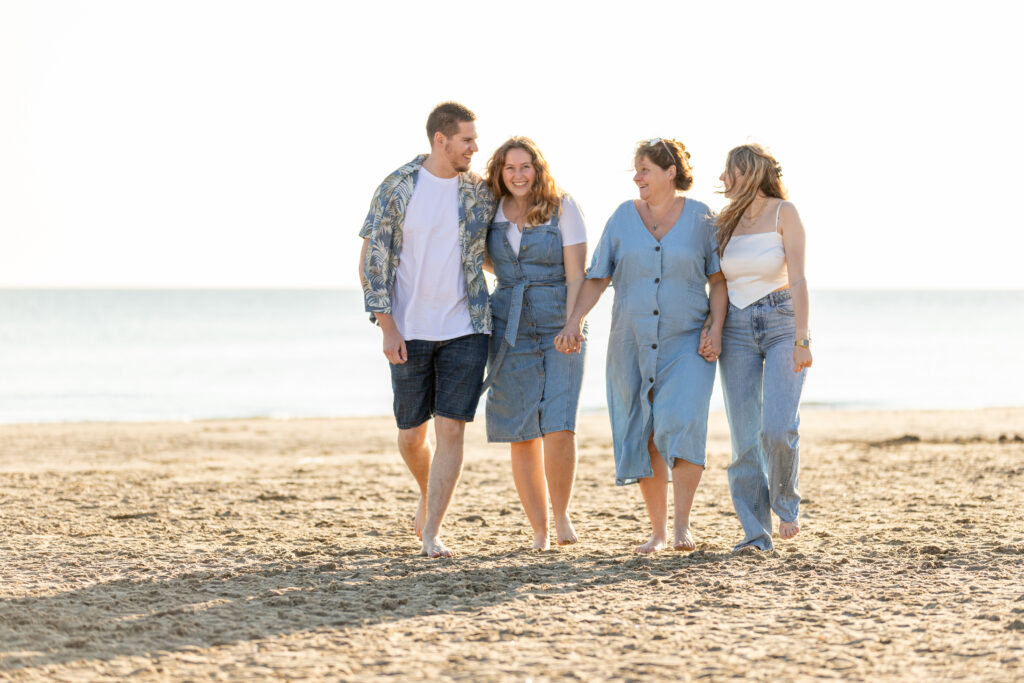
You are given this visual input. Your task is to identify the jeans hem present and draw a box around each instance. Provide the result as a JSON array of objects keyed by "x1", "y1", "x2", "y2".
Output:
[
  {"x1": 734, "y1": 540, "x2": 773, "y2": 552},
  {"x1": 434, "y1": 409, "x2": 475, "y2": 424},
  {"x1": 614, "y1": 469, "x2": 653, "y2": 486},
  {"x1": 487, "y1": 431, "x2": 542, "y2": 444},
  {"x1": 667, "y1": 453, "x2": 707, "y2": 470},
  {"x1": 395, "y1": 415, "x2": 432, "y2": 430}
]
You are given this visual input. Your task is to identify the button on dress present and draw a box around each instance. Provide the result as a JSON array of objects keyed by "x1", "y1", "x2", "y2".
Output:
[
  {"x1": 485, "y1": 210, "x2": 586, "y2": 442},
  {"x1": 587, "y1": 199, "x2": 720, "y2": 484}
]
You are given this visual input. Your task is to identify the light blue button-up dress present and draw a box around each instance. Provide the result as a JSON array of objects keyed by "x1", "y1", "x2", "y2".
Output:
[{"x1": 587, "y1": 198, "x2": 720, "y2": 485}]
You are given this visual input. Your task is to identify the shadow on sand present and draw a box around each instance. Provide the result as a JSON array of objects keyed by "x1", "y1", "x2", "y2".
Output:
[{"x1": 0, "y1": 546, "x2": 755, "y2": 670}]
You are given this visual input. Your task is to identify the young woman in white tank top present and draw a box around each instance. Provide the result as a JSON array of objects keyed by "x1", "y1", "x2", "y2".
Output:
[{"x1": 700, "y1": 143, "x2": 812, "y2": 551}]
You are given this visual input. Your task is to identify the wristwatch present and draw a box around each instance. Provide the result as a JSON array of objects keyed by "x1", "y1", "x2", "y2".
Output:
[{"x1": 794, "y1": 338, "x2": 811, "y2": 348}]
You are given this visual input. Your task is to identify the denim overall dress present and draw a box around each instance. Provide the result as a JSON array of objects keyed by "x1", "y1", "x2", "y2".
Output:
[{"x1": 484, "y1": 209, "x2": 586, "y2": 443}]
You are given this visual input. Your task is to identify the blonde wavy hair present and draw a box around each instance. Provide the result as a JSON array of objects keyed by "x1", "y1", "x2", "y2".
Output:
[
  {"x1": 485, "y1": 136, "x2": 562, "y2": 227},
  {"x1": 716, "y1": 143, "x2": 789, "y2": 256}
]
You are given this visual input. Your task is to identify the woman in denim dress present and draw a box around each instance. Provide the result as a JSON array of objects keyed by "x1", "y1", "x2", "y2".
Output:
[
  {"x1": 700, "y1": 143, "x2": 813, "y2": 551},
  {"x1": 483, "y1": 137, "x2": 588, "y2": 550},
  {"x1": 557, "y1": 139, "x2": 727, "y2": 554}
]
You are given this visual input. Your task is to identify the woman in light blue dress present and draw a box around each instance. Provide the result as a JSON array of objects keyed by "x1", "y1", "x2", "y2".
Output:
[
  {"x1": 556, "y1": 139, "x2": 726, "y2": 553},
  {"x1": 483, "y1": 137, "x2": 588, "y2": 550}
]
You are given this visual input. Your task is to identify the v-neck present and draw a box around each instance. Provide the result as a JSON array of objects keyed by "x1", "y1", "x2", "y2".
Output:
[
  {"x1": 499, "y1": 197, "x2": 528, "y2": 232},
  {"x1": 495, "y1": 202, "x2": 529, "y2": 261},
  {"x1": 632, "y1": 197, "x2": 687, "y2": 243}
]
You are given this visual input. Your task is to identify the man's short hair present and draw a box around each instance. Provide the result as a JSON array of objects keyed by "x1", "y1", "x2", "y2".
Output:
[{"x1": 426, "y1": 102, "x2": 476, "y2": 143}]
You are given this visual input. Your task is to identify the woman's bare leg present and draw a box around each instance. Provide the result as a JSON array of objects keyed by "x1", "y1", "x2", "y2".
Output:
[
  {"x1": 636, "y1": 434, "x2": 669, "y2": 553},
  {"x1": 510, "y1": 438, "x2": 549, "y2": 549},
  {"x1": 542, "y1": 430, "x2": 578, "y2": 545},
  {"x1": 671, "y1": 459, "x2": 703, "y2": 550}
]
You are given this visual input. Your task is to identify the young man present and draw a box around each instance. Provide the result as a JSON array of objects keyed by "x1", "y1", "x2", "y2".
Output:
[{"x1": 358, "y1": 102, "x2": 495, "y2": 558}]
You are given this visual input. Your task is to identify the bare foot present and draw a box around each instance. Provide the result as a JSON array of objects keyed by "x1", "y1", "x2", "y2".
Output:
[
  {"x1": 635, "y1": 534, "x2": 666, "y2": 554},
  {"x1": 413, "y1": 497, "x2": 426, "y2": 540},
  {"x1": 779, "y1": 520, "x2": 800, "y2": 540},
  {"x1": 673, "y1": 526, "x2": 696, "y2": 551},
  {"x1": 420, "y1": 537, "x2": 455, "y2": 558},
  {"x1": 532, "y1": 531, "x2": 550, "y2": 551},
  {"x1": 554, "y1": 514, "x2": 578, "y2": 546}
]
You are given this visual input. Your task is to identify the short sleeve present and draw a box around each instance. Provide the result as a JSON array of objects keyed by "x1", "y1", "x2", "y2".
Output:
[
  {"x1": 703, "y1": 211, "x2": 721, "y2": 277},
  {"x1": 558, "y1": 194, "x2": 587, "y2": 247},
  {"x1": 359, "y1": 183, "x2": 385, "y2": 239},
  {"x1": 586, "y1": 213, "x2": 619, "y2": 280},
  {"x1": 359, "y1": 204, "x2": 375, "y2": 239}
]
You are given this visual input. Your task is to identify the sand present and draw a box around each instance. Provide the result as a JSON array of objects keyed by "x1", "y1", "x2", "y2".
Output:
[{"x1": 1, "y1": 408, "x2": 1023, "y2": 681}]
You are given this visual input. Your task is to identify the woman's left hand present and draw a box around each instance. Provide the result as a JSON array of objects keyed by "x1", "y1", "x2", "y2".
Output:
[
  {"x1": 698, "y1": 327, "x2": 722, "y2": 363},
  {"x1": 794, "y1": 346, "x2": 813, "y2": 373},
  {"x1": 554, "y1": 318, "x2": 585, "y2": 354}
]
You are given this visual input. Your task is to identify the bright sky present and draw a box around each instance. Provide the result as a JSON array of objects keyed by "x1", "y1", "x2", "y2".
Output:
[{"x1": 2, "y1": 0, "x2": 1021, "y2": 289}]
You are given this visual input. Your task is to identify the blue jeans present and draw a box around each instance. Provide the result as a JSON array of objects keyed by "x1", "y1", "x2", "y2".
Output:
[{"x1": 719, "y1": 289, "x2": 805, "y2": 551}]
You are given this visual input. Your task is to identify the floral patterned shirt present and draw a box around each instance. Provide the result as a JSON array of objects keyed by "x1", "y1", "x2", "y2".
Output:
[{"x1": 359, "y1": 155, "x2": 496, "y2": 334}]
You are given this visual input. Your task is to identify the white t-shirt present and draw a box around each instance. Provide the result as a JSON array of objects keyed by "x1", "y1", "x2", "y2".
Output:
[
  {"x1": 496, "y1": 194, "x2": 587, "y2": 254},
  {"x1": 392, "y1": 166, "x2": 476, "y2": 341}
]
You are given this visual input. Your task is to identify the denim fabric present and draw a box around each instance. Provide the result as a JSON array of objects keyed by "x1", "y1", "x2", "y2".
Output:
[
  {"x1": 485, "y1": 208, "x2": 586, "y2": 442},
  {"x1": 586, "y1": 199, "x2": 720, "y2": 485},
  {"x1": 719, "y1": 288, "x2": 805, "y2": 550},
  {"x1": 390, "y1": 333, "x2": 488, "y2": 429}
]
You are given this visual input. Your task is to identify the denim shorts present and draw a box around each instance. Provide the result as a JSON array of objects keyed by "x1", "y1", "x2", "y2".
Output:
[{"x1": 389, "y1": 333, "x2": 489, "y2": 429}]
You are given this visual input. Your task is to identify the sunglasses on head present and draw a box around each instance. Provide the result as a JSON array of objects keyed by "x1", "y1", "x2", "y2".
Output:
[{"x1": 642, "y1": 137, "x2": 676, "y2": 161}]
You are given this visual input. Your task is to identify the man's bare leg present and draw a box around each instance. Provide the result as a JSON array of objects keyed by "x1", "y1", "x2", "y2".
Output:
[
  {"x1": 671, "y1": 459, "x2": 703, "y2": 551},
  {"x1": 420, "y1": 415, "x2": 466, "y2": 558},
  {"x1": 543, "y1": 430, "x2": 578, "y2": 545},
  {"x1": 636, "y1": 434, "x2": 669, "y2": 554},
  {"x1": 397, "y1": 422, "x2": 431, "y2": 540},
  {"x1": 511, "y1": 438, "x2": 549, "y2": 550}
]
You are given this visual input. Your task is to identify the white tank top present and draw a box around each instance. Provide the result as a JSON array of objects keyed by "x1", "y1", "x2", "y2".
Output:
[{"x1": 720, "y1": 201, "x2": 789, "y2": 309}]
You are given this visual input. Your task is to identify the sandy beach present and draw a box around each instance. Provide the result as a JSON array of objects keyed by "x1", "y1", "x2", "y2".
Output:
[{"x1": 1, "y1": 408, "x2": 1023, "y2": 681}]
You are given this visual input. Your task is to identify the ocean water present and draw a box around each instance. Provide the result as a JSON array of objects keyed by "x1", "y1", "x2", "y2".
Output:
[{"x1": 0, "y1": 289, "x2": 1021, "y2": 424}]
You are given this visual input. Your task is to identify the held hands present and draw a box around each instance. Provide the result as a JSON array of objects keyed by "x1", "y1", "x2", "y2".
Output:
[
  {"x1": 554, "y1": 318, "x2": 585, "y2": 354},
  {"x1": 698, "y1": 325, "x2": 721, "y2": 363},
  {"x1": 794, "y1": 346, "x2": 813, "y2": 373}
]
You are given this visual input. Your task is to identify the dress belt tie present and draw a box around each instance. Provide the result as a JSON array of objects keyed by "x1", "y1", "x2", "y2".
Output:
[{"x1": 480, "y1": 276, "x2": 565, "y2": 395}]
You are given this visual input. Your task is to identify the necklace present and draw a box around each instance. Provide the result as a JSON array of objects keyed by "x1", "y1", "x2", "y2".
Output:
[
  {"x1": 646, "y1": 197, "x2": 680, "y2": 234},
  {"x1": 741, "y1": 197, "x2": 770, "y2": 224}
]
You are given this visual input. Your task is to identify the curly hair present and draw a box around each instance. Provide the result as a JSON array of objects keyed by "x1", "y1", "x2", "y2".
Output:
[
  {"x1": 634, "y1": 138, "x2": 694, "y2": 191},
  {"x1": 485, "y1": 136, "x2": 562, "y2": 227}
]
